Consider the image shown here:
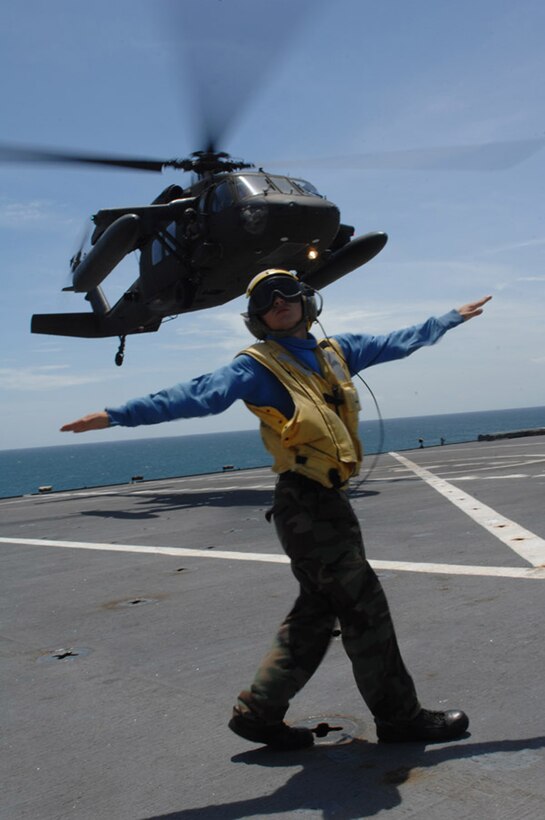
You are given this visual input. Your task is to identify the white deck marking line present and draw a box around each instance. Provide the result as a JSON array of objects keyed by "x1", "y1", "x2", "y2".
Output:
[
  {"x1": 1, "y1": 536, "x2": 545, "y2": 579},
  {"x1": 132, "y1": 483, "x2": 275, "y2": 495},
  {"x1": 389, "y1": 451, "x2": 545, "y2": 567}
]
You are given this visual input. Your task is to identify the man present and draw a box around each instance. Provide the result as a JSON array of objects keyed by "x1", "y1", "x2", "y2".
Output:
[{"x1": 61, "y1": 269, "x2": 491, "y2": 749}]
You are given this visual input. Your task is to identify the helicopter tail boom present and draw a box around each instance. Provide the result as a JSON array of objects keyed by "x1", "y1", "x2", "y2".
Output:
[
  {"x1": 31, "y1": 310, "x2": 161, "y2": 338},
  {"x1": 31, "y1": 312, "x2": 112, "y2": 338}
]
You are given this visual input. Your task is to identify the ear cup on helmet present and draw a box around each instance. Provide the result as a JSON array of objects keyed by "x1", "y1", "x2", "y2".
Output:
[
  {"x1": 301, "y1": 285, "x2": 321, "y2": 324},
  {"x1": 242, "y1": 312, "x2": 270, "y2": 340}
]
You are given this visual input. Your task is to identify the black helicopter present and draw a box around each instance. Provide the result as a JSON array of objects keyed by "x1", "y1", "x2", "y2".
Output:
[
  {"x1": 0, "y1": 142, "x2": 387, "y2": 362},
  {"x1": 5, "y1": 134, "x2": 542, "y2": 368},
  {"x1": 0, "y1": 140, "x2": 387, "y2": 369},
  {"x1": 7, "y1": 135, "x2": 542, "y2": 369}
]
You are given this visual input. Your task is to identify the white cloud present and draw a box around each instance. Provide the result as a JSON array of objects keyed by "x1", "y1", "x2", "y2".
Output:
[
  {"x1": 494, "y1": 274, "x2": 545, "y2": 291},
  {"x1": 32, "y1": 345, "x2": 65, "y2": 354},
  {"x1": 167, "y1": 310, "x2": 250, "y2": 351},
  {"x1": 0, "y1": 197, "x2": 77, "y2": 230},
  {"x1": 478, "y1": 238, "x2": 545, "y2": 257},
  {"x1": 0, "y1": 366, "x2": 107, "y2": 391}
]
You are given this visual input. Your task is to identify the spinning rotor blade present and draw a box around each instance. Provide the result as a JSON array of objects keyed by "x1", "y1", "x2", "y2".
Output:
[
  {"x1": 272, "y1": 137, "x2": 545, "y2": 172},
  {"x1": 170, "y1": 0, "x2": 320, "y2": 153},
  {"x1": 0, "y1": 143, "x2": 168, "y2": 172}
]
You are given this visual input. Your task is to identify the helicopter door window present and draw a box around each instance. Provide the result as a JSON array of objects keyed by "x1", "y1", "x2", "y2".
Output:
[
  {"x1": 210, "y1": 181, "x2": 234, "y2": 213},
  {"x1": 164, "y1": 221, "x2": 177, "y2": 255},
  {"x1": 151, "y1": 238, "x2": 163, "y2": 265}
]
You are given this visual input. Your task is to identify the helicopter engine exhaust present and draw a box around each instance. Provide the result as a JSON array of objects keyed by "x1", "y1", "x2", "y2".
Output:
[
  {"x1": 72, "y1": 213, "x2": 141, "y2": 293},
  {"x1": 304, "y1": 231, "x2": 388, "y2": 291}
]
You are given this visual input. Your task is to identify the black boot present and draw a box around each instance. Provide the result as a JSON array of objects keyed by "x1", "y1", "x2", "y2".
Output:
[
  {"x1": 376, "y1": 708, "x2": 469, "y2": 743},
  {"x1": 228, "y1": 712, "x2": 314, "y2": 750}
]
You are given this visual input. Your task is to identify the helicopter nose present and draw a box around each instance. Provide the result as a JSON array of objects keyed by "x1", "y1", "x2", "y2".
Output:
[
  {"x1": 240, "y1": 202, "x2": 267, "y2": 235},
  {"x1": 240, "y1": 195, "x2": 340, "y2": 244},
  {"x1": 283, "y1": 198, "x2": 339, "y2": 243}
]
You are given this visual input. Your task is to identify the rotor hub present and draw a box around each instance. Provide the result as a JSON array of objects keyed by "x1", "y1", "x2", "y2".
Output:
[{"x1": 164, "y1": 150, "x2": 254, "y2": 176}]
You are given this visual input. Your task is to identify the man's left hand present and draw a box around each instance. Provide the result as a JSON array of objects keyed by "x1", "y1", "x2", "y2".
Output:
[{"x1": 457, "y1": 295, "x2": 492, "y2": 321}]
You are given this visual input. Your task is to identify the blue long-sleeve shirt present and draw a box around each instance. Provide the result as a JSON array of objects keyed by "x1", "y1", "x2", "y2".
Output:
[{"x1": 106, "y1": 310, "x2": 463, "y2": 427}]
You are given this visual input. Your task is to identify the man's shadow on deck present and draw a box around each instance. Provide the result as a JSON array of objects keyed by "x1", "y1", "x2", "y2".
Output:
[
  {"x1": 141, "y1": 734, "x2": 545, "y2": 820},
  {"x1": 75, "y1": 488, "x2": 379, "y2": 520}
]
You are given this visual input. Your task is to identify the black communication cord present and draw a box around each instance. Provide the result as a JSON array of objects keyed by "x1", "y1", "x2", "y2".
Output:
[{"x1": 314, "y1": 315, "x2": 386, "y2": 491}]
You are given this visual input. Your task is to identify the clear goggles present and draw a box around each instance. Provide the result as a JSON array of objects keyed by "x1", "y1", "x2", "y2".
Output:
[{"x1": 248, "y1": 275, "x2": 303, "y2": 315}]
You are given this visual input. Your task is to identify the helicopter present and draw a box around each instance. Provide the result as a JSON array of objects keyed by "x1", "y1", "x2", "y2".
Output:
[
  {"x1": 6, "y1": 137, "x2": 542, "y2": 369},
  {"x1": 0, "y1": 140, "x2": 387, "y2": 366}
]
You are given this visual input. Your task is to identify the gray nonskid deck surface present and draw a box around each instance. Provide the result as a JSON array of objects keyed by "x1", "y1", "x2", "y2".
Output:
[{"x1": 1, "y1": 437, "x2": 544, "y2": 819}]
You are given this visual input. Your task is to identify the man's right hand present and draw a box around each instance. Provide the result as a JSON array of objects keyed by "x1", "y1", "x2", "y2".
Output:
[{"x1": 60, "y1": 412, "x2": 110, "y2": 433}]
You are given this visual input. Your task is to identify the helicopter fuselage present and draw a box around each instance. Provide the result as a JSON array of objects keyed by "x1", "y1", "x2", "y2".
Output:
[
  {"x1": 31, "y1": 169, "x2": 387, "y2": 347},
  {"x1": 147, "y1": 172, "x2": 342, "y2": 312}
]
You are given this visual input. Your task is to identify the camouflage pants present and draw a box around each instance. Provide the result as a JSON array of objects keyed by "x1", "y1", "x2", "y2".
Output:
[{"x1": 236, "y1": 472, "x2": 421, "y2": 724}]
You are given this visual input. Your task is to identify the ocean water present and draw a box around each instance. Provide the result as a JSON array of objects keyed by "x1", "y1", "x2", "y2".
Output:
[{"x1": 1, "y1": 405, "x2": 544, "y2": 499}]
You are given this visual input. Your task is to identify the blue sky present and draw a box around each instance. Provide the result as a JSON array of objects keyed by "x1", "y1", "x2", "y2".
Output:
[{"x1": 1, "y1": 0, "x2": 544, "y2": 449}]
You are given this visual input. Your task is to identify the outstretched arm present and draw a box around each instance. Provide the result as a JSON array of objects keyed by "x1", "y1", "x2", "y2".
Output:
[
  {"x1": 457, "y1": 295, "x2": 492, "y2": 321},
  {"x1": 60, "y1": 411, "x2": 110, "y2": 434},
  {"x1": 337, "y1": 295, "x2": 493, "y2": 374},
  {"x1": 59, "y1": 356, "x2": 265, "y2": 434}
]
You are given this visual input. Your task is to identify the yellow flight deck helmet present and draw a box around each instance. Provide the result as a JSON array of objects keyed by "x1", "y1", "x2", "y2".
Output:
[{"x1": 243, "y1": 269, "x2": 321, "y2": 339}]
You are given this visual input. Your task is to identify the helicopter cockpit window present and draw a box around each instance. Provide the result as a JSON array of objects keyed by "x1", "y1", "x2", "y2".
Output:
[
  {"x1": 210, "y1": 181, "x2": 234, "y2": 213},
  {"x1": 235, "y1": 175, "x2": 271, "y2": 198},
  {"x1": 268, "y1": 176, "x2": 300, "y2": 195},
  {"x1": 290, "y1": 177, "x2": 323, "y2": 198}
]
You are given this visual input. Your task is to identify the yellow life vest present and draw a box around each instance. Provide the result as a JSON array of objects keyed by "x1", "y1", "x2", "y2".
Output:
[{"x1": 241, "y1": 338, "x2": 362, "y2": 488}]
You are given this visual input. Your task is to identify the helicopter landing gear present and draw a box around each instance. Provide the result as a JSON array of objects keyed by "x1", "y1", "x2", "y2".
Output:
[{"x1": 115, "y1": 335, "x2": 126, "y2": 367}]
